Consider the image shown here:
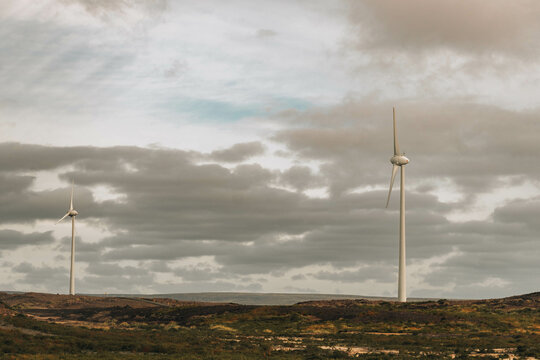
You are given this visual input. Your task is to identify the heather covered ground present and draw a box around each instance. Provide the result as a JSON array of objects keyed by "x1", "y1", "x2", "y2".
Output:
[{"x1": 0, "y1": 292, "x2": 538, "y2": 359}]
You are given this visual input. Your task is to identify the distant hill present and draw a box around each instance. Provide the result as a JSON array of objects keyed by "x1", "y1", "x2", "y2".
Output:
[
  {"x1": 97, "y1": 292, "x2": 435, "y2": 305},
  {"x1": 4, "y1": 290, "x2": 538, "y2": 306}
]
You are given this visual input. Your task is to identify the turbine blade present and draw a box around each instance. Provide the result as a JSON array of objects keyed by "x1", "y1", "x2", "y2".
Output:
[
  {"x1": 70, "y1": 180, "x2": 74, "y2": 211},
  {"x1": 56, "y1": 212, "x2": 70, "y2": 224},
  {"x1": 386, "y1": 165, "x2": 399, "y2": 208},
  {"x1": 393, "y1": 107, "x2": 400, "y2": 156}
]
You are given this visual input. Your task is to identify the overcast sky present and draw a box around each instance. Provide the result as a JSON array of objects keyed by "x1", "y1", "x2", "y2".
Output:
[{"x1": 0, "y1": 0, "x2": 539, "y2": 299}]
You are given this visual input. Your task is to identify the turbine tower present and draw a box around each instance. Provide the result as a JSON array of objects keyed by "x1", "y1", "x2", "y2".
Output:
[
  {"x1": 56, "y1": 180, "x2": 79, "y2": 295},
  {"x1": 386, "y1": 108, "x2": 410, "y2": 302}
]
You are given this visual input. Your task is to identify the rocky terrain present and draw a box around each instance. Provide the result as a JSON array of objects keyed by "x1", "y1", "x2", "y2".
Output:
[{"x1": 0, "y1": 291, "x2": 538, "y2": 359}]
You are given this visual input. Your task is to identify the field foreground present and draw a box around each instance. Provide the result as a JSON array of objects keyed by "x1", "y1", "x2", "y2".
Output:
[{"x1": 0, "y1": 291, "x2": 538, "y2": 359}]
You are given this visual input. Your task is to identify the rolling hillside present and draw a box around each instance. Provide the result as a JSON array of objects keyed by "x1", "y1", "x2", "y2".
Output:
[{"x1": 0, "y1": 291, "x2": 538, "y2": 359}]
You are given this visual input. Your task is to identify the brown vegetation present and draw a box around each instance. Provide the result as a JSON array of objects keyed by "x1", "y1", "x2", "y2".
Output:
[{"x1": 0, "y1": 291, "x2": 537, "y2": 359}]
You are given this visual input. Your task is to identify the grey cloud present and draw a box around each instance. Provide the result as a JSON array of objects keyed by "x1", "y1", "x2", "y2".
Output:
[
  {"x1": 349, "y1": 0, "x2": 540, "y2": 56},
  {"x1": 256, "y1": 29, "x2": 277, "y2": 38},
  {"x1": 0, "y1": 230, "x2": 55, "y2": 249},
  {"x1": 0, "y1": 141, "x2": 466, "y2": 277},
  {"x1": 279, "y1": 166, "x2": 324, "y2": 191},
  {"x1": 0, "y1": 138, "x2": 537, "y2": 298},
  {"x1": 0, "y1": 174, "x2": 34, "y2": 194},
  {"x1": 74, "y1": 262, "x2": 159, "y2": 294},
  {"x1": 13, "y1": 262, "x2": 68, "y2": 289},
  {"x1": 274, "y1": 100, "x2": 540, "y2": 196},
  {"x1": 312, "y1": 265, "x2": 396, "y2": 283},
  {"x1": 0, "y1": 185, "x2": 97, "y2": 225},
  {"x1": 0, "y1": 143, "x2": 145, "y2": 172},
  {"x1": 493, "y1": 196, "x2": 540, "y2": 232},
  {"x1": 59, "y1": 0, "x2": 169, "y2": 21},
  {"x1": 0, "y1": 143, "x2": 87, "y2": 172},
  {"x1": 172, "y1": 267, "x2": 240, "y2": 282},
  {"x1": 98, "y1": 260, "x2": 240, "y2": 283},
  {"x1": 147, "y1": 261, "x2": 171, "y2": 273},
  {"x1": 418, "y1": 248, "x2": 539, "y2": 299},
  {"x1": 85, "y1": 262, "x2": 148, "y2": 277},
  {"x1": 233, "y1": 163, "x2": 275, "y2": 187},
  {"x1": 269, "y1": 99, "x2": 540, "y2": 296},
  {"x1": 207, "y1": 141, "x2": 266, "y2": 163},
  {"x1": 89, "y1": 259, "x2": 246, "y2": 285},
  {"x1": 55, "y1": 238, "x2": 102, "y2": 263},
  {"x1": 415, "y1": 211, "x2": 539, "y2": 298}
]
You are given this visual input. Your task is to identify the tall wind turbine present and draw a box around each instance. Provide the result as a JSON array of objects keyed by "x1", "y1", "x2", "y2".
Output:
[
  {"x1": 386, "y1": 108, "x2": 410, "y2": 302},
  {"x1": 56, "y1": 180, "x2": 79, "y2": 295}
]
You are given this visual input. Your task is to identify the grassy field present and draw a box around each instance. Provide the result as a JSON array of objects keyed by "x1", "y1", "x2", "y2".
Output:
[{"x1": 0, "y1": 292, "x2": 538, "y2": 359}]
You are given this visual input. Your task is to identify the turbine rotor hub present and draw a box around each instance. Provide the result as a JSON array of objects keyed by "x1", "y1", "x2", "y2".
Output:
[
  {"x1": 390, "y1": 155, "x2": 410, "y2": 166},
  {"x1": 69, "y1": 210, "x2": 78, "y2": 217}
]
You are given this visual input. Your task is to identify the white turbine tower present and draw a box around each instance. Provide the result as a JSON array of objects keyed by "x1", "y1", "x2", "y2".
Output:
[
  {"x1": 386, "y1": 108, "x2": 410, "y2": 302},
  {"x1": 56, "y1": 180, "x2": 79, "y2": 295}
]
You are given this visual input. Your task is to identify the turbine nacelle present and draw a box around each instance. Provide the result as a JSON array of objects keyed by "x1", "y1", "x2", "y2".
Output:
[
  {"x1": 390, "y1": 155, "x2": 410, "y2": 166},
  {"x1": 69, "y1": 210, "x2": 78, "y2": 217}
]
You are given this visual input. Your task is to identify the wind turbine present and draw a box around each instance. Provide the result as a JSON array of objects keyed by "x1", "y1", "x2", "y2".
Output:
[
  {"x1": 386, "y1": 107, "x2": 410, "y2": 302},
  {"x1": 56, "y1": 180, "x2": 79, "y2": 295}
]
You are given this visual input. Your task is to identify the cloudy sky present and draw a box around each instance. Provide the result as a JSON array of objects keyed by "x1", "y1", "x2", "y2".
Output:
[{"x1": 1, "y1": 0, "x2": 539, "y2": 299}]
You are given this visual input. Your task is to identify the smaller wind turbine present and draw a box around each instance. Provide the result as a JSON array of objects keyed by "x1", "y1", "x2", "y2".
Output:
[
  {"x1": 56, "y1": 180, "x2": 79, "y2": 295},
  {"x1": 386, "y1": 108, "x2": 410, "y2": 302}
]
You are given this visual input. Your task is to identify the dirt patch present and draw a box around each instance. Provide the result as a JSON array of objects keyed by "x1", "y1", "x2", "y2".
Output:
[{"x1": 210, "y1": 324, "x2": 237, "y2": 332}]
